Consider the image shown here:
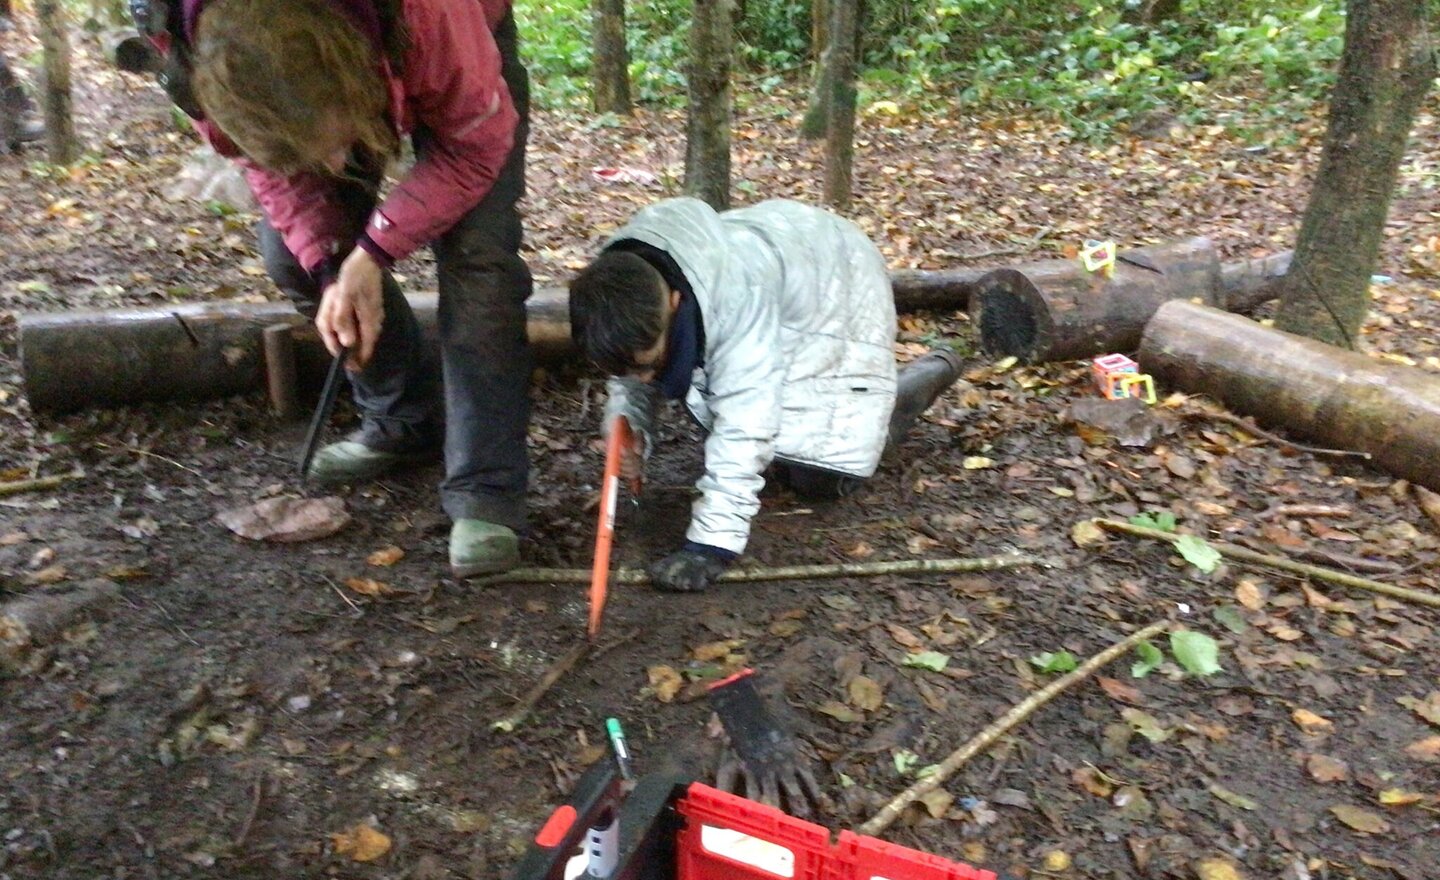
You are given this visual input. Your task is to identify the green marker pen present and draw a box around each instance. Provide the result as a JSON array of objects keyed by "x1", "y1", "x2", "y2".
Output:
[{"x1": 605, "y1": 717, "x2": 634, "y2": 781}]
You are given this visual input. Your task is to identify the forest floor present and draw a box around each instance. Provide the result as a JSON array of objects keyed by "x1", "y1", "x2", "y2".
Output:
[{"x1": 3, "y1": 24, "x2": 1440, "y2": 880}]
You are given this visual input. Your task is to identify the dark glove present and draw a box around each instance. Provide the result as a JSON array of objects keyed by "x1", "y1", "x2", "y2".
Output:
[
  {"x1": 710, "y1": 670, "x2": 829, "y2": 818},
  {"x1": 648, "y1": 543, "x2": 734, "y2": 592}
]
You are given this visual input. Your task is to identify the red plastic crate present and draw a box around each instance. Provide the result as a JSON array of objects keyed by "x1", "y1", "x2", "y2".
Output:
[{"x1": 676, "y1": 784, "x2": 996, "y2": 880}]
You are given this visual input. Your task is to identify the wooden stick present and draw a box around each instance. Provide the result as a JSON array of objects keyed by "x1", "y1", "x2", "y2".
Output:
[
  {"x1": 1182, "y1": 408, "x2": 1371, "y2": 460},
  {"x1": 491, "y1": 641, "x2": 592, "y2": 733},
  {"x1": 482, "y1": 554, "x2": 1042, "y2": 586},
  {"x1": 858, "y1": 619, "x2": 1172, "y2": 836},
  {"x1": 0, "y1": 471, "x2": 82, "y2": 497},
  {"x1": 1094, "y1": 519, "x2": 1440, "y2": 609}
]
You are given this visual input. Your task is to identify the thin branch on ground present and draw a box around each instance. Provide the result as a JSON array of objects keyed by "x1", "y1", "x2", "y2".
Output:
[
  {"x1": 0, "y1": 471, "x2": 83, "y2": 497},
  {"x1": 491, "y1": 641, "x2": 591, "y2": 734},
  {"x1": 1181, "y1": 406, "x2": 1370, "y2": 460},
  {"x1": 1095, "y1": 519, "x2": 1440, "y2": 609},
  {"x1": 858, "y1": 619, "x2": 1172, "y2": 837},
  {"x1": 481, "y1": 554, "x2": 1043, "y2": 586}
]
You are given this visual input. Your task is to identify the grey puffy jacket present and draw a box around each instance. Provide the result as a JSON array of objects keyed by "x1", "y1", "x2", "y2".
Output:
[{"x1": 603, "y1": 198, "x2": 897, "y2": 554}]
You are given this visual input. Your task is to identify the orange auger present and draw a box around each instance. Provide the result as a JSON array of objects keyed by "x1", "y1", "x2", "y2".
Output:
[{"x1": 589, "y1": 416, "x2": 639, "y2": 641}]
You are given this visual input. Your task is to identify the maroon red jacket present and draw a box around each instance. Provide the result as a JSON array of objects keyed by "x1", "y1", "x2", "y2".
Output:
[{"x1": 163, "y1": 0, "x2": 516, "y2": 275}]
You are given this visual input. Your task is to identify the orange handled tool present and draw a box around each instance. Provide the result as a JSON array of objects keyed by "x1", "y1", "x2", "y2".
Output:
[{"x1": 588, "y1": 416, "x2": 640, "y2": 641}]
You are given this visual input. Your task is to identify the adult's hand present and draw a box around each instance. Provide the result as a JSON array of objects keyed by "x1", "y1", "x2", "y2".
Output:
[{"x1": 315, "y1": 248, "x2": 384, "y2": 370}]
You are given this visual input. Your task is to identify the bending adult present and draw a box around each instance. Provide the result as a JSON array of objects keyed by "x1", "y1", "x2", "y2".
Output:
[{"x1": 140, "y1": 0, "x2": 532, "y2": 576}]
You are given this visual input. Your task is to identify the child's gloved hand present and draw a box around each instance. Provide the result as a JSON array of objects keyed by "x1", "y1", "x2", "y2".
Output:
[{"x1": 648, "y1": 543, "x2": 735, "y2": 592}]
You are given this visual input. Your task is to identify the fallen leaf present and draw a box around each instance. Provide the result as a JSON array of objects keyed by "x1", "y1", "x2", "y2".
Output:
[
  {"x1": 1416, "y1": 485, "x2": 1440, "y2": 530},
  {"x1": 1397, "y1": 692, "x2": 1440, "y2": 728},
  {"x1": 1234, "y1": 579, "x2": 1265, "y2": 610},
  {"x1": 1193, "y1": 857, "x2": 1244, "y2": 880},
  {"x1": 331, "y1": 822, "x2": 391, "y2": 862},
  {"x1": 1170, "y1": 630, "x2": 1222, "y2": 676},
  {"x1": 906, "y1": 533, "x2": 941, "y2": 554},
  {"x1": 815, "y1": 700, "x2": 862, "y2": 723},
  {"x1": 366, "y1": 545, "x2": 404, "y2": 566},
  {"x1": 1042, "y1": 850, "x2": 1071, "y2": 872},
  {"x1": 1097, "y1": 676, "x2": 1144, "y2": 705},
  {"x1": 1030, "y1": 651, "x2": 1079, "y2": 674},
  {"x1": 1131, "y1": 640, "x2": 1163, "y2": 678},
  {"x1": 902, "y1": 651, "x2": 950, "y2": 672},
  {"x1": 962, "y1": 456, "x2": 995, "y2": 470},
  {"x1": 1121, "y1": 707, "x2": 1172, "y2": 743},
  {"x1": 27, "y1": 565, "x2": 67, "y2": 584},
  {"x1": 1174, "y1": 535, "x2": 1222, "y2": 573},
  {"x1": 1329, "y1": 804, "x2": 1391, "y2": 834},
  {"x1": 1071, "y1": 520, "x2": 1106, "y2": 547},
  {"x1": 892, "y1": 749, "x2": 920, "y2": 775},
  {"x1": 1072, "y1": 765, "x2": 1114, "y2": 797},
  {"x1": 820, "y1": 594, "x2": 859, "y2": 612},
  {"x1": 693, "y1": 640, "x2": 741, "y2": 662},
  {"x1": 216, "y1": 496, "x2": 350, "y2": 542},
  {"x1": 1208, "y1": 781, "x2": 1258, "y2": 811},
  {"x1": 846, "y1": 541, "x2": 876, "y2": 559},
  {"x1": 919, "y1": 789, "x2": 954, "y2": 818},
  {"x1": 1293, "y1": 709, "x2": 1334, "y2": 734},
  {"x1": 647, "y1": 665, "x2": 683, "y2": 703},
  {"x1": 1404, "y1": 736, "x2": 1440, "y2": 761},
  {"x1": 344, "y1": 577, "x2": 392, "y2": 597},
  {"x1": 886, "y1": 623, "x2": 923, "y2": 650},
  {"x1": 848, "y1": 675, "x2": 885, "y2": 711},
  {"x1": 769, "y1": 618, "x2": 804, "y2": 637},
  {"x1": 1378, "y1": 788, "x2": 1425, "y2": 806},
  {"x1": 1306, "y1": 754, "x2": 1349, "y2": 783}
]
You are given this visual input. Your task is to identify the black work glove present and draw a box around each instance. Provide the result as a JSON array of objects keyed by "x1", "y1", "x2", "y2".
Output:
[
  {"x1": 710, "y1": 670, "x2": 830, "y2": 818},
  {"x1": 647, "y1": 542, "x2": 734, "y2": 593}
]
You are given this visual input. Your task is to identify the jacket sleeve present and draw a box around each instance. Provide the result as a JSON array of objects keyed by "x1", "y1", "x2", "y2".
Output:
[
  {"x1": 363, "y1": 0, "x2": 517, "y2": 263},
  {"x1": 686, "y1": 292, "x2": 785, "y2": 555},
  {"x1": 603, "y1": 377, "x2": 660, "y2": 456}
]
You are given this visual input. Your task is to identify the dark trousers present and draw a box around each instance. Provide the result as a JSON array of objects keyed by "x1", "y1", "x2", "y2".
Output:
[{"x1": 259, "y1": 12, "x2": 533, "y2": 530}]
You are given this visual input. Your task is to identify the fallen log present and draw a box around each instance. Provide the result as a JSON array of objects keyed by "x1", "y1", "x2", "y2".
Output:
[
  {"x1": 973, "y1": 237, "x2": 1221, "y2": 363},
  {"x1": 1139, "y1": 301, "x2": 1440, "y2": 491},
  {"x1": 18, "y1": 266, "x2": 981, "y2": 413},
  {"x1": 973, "y1": 241, "x2": 1294, "y2": 364},
  {"x1": 18, "y1": 249, "x2": 1286, "y2": 413},
  {"x1": 1, "y1": 578, "x2": 120, "y2": 674},
  {"x1": 19, "y1": 290, "x2": 573, "y2": 413}
]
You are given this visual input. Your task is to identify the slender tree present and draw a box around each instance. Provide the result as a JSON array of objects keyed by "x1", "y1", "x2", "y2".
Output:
[
  {"x1": 1273, "y1": 0, "x2": 1435, "y2": 347},
  {"x1": 685, "y1": 0, "x2": 733, "y2": 209},
  {"x1": 822, "y1": 0, "x2": 858, "y2": 209},
  {"x1": 799, "y1": 0, "x2": 830, "y2": 139},
  {"x1": 1122, "y1": 0, "x2": 1182, "y2": 26},
  {"x1": 37, "y1": 0, "x2": 82, "y2": 164},
  {"x1": 591, "y1": 0, "x2": 631, "y2": 115}
]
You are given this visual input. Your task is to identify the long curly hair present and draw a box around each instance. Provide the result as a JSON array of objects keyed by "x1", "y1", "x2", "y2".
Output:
[{"x1": 192, "y1": 0, "x2": 399, "y2": 176}]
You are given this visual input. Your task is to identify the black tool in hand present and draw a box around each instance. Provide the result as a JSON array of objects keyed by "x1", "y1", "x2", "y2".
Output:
[
  {"x1": 297, "y1": 345, "x2": 349, "y2": 480},
  {"x1": 708, "y1": 668, "x2": 828, "y2": 818}
]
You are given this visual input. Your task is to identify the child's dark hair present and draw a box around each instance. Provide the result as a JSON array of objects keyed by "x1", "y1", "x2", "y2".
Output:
[{"x1": 569, "y1": 250, "x2": 667, "y2": 375}]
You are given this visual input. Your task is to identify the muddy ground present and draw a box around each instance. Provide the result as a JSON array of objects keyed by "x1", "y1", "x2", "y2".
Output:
[{"x1": 3, "y1": 25, "x2": 1440, "y2": 880}]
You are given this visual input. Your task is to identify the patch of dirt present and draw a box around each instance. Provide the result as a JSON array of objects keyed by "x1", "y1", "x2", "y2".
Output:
[{"x1": 2, "y1": 23, "x2": 1439, "y2": 880}]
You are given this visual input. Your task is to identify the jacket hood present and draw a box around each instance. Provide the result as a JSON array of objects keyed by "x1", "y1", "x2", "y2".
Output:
[{"x1": 605, "y1": 197, "x2": 730, "y2": 313}]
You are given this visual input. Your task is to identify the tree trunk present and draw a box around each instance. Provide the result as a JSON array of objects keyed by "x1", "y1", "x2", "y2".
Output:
[
  {"x1": 1139, "y1": 301, "x2": 1440, "y2": 491},
  {"x1": 799, "y1": 0, "x2": 831, "y2": 139},
  {"x1": 1122, "y1": 0, "x2": 1182, "y2": 26},
  {"x1": 590, "y1": 0, "x2": 631, "y2": 116},
  {"x1": 822, "y1": 0, "x2": 858, "y2": 209},
  {"x1": 684, "y1": 0, "x2": 733, "y2": 210},
  {"x1": 1273, "y1": 0, "x2": 1435, "y2": 348},
  {"x1": 0, "y1": 53, "x2": 27, "y2": 153},
  {"x1": 36, "y1": 0, "x2": 82, "y2": 164}
]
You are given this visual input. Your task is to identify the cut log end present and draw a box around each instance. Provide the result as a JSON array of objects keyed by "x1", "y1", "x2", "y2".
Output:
[{"x1": 974, "y1": 268, "x2": 1047, "y2": 361}]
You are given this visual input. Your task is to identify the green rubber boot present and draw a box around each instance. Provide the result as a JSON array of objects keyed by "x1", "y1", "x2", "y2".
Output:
[
  {"x1": 306, "y1": 440, "x2": 435, "y2": 485},
  {"x1": 450, "y1": 519, "x2": 521, "y2": 578}
]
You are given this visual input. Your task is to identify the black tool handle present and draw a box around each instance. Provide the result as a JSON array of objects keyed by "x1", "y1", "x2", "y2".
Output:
[{"x1": 297, "y1": 345, "x2": 349, "y2": 480}]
